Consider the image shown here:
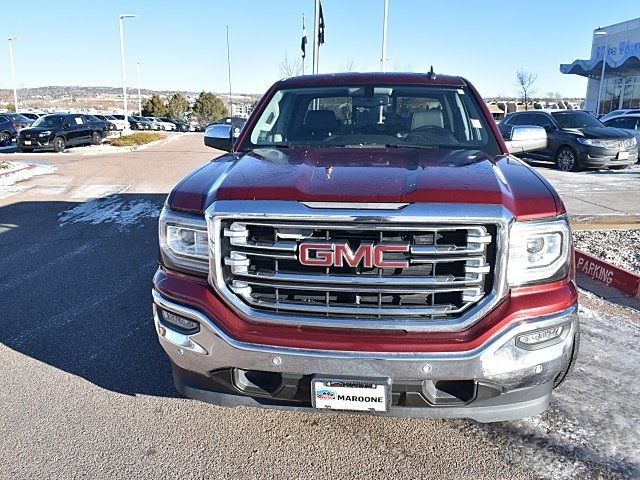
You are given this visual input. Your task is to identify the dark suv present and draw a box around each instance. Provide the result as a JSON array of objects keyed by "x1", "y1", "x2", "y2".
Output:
[
  {"x1": 499, "y1": 110, "x2": 637, "y2": 171},
  {"x1": 18, "y1": 113, "x2": 105, "y2": 152},
  {"x1": 0, "y1": 113, "x2": 32, "y2": 146}
]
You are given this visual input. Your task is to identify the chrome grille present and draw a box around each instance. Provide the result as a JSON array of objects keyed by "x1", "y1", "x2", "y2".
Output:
[{"x1": 217, "y1": 220, "x2": 496, "y2": 320}]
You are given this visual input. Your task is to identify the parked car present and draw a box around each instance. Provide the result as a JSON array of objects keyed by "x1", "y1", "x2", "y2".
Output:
[
  {"x1": 146, "y1": 116, "x2": 175, "y2": 131},
  {"x1": 17, "y1": 113, "x2": 104, "y2": 152},
  {"x1": 96, "y1": 114, "x2": 126, "y2": 131},
  {"x1": 157, "y1": 117, "x2": 179, "y2": 131},
  {"x1": 602, "y1": 114, "x2": 640, "y2": 145},
  {"x1": 131, "y1": 116, "x2": 152, "y2": 130},
  {"x1": 166, "y1": 119, "x2": 190, "y2": 132},
  {"x1": 599, "y1": 108, "x2": 640, "y2": 122},
  {"x1": 84, "y1": 114, "x2": 113, "y2": 135},
  {"x1": 17, "y1": 112, "x2": 44, "y2": 121},
  {"x1": 140, "y1": 116, "x2": 164, "y2": 130},
  {"x1": 154, "y1": 71, "x2": 579, "y2": 422},
  {"x1": 499, "y1": 110, "x2": 638, "y2": 171},
  {"x1": 0, "y1": 113, "x2": 32, "y2": 146}
]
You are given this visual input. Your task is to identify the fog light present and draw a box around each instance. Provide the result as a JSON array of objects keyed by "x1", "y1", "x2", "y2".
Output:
[
  {"x1": 160, "y1": 309, "x2": 199, "y2": 333},
  {"x1": 516, "y1": 324, "x2": 567, "y2": 350}
]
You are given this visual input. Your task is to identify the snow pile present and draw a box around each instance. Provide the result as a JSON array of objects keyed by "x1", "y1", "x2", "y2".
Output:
[
  {"x1": 573, "y1": 229, "x2": 640, "y2": 273},
  {"x1": 0, "y1": 161, "x2": 56, "y2": 187},
  {"x1": 58, "y1": 195, "x2": 161, "y2": 230}
]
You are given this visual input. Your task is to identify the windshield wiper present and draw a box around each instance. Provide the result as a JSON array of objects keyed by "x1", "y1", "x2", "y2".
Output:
[{"x1": 384, "y1": 143, "x2": 438, "y2": 150}]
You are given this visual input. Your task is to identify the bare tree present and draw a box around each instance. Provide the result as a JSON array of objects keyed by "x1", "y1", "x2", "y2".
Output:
[
  {"x1": 339, "y1": 59, "x2": 356, "y2": 72},
  {"x1": 279, "y1": 53, "x2": 304, "y2": 78},
  {"x1": 515, "y1": 70, "x2": 537, "y2": 110}
]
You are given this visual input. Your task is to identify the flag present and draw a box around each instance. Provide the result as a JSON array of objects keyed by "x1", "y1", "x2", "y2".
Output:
[
  {"x1": 301, "y1": 14, "x2": 307, "y2": 59},
  {"x1": 318, "y1": 1, "x2": 325, "y2": 45}
]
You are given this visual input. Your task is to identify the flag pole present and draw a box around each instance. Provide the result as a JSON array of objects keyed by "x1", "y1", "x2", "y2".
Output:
[{"x1": 313, "y1": 0, "x2": 319, "y2": 74}]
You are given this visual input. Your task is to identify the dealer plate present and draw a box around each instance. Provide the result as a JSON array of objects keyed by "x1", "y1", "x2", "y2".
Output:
[
  {"x1": 617, "y1": 151, "x2": 630, "y2": 160},
  {"x1": 312, "y1": 378, "x2": 391, "y2": 412},
  {"x1": 23, "y1": 140, "x2": 32, "y2": 145}
]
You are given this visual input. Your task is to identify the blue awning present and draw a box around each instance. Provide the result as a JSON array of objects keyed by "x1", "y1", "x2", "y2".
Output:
[{"x1": 561, "y1": 52, "x2": 640, "y2": 78}]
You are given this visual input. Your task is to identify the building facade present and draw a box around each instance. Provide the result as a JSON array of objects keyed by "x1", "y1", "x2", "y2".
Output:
[{"x1": 561, "y1": 17, "x2": 640, "y2": 115}]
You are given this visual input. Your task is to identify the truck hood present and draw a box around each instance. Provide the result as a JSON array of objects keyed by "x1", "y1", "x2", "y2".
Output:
[{"x1": 169, "y1": 147, "x2": 562, "y2": 220}]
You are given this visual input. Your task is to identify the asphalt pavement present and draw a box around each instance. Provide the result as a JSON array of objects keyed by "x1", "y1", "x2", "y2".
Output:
[{"x1": 1, "y1": 135, "x2": 639, "y2": 479}]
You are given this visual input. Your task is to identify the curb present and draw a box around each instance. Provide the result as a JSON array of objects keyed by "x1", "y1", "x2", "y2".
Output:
[
  {"x1": 575, "y1": 249, "x2": 640, "y2": 297},
  {"x1": 570, "y1": 214, "x2": 640, "y2": 228}
]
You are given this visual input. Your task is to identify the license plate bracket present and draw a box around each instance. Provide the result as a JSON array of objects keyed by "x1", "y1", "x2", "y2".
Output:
[{"x1": 312, "y1": 377, "x2": 391, "y2": 412}]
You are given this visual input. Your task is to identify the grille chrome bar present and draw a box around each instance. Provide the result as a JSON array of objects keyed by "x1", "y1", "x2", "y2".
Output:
[
  {"x1": 229, "y1": 270, "x2": 483, "y2": 287},
  {"x1": 232, "y1": 278, "x2": 483, "y2": 296},
  {"x1": 206, "y1": 201, "x2": 511, "y2": 332}
]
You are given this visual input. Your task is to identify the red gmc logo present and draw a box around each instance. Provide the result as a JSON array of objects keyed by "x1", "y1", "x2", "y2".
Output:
[{"x1": 299, "y1": 242, "x2": 409, "y2": 269}]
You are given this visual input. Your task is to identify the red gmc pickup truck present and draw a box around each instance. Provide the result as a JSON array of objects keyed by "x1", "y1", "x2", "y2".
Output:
[{"x1": 153, "y1": 72, "x2": 579, "y2": 422}]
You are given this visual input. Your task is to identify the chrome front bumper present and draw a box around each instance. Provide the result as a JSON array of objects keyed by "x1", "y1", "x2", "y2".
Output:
[{"x1": 152, "y1": 289, "x2": 579, "y2": 422}]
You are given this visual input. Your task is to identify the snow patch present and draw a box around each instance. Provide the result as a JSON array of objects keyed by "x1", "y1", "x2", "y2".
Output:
[
  {"x1": 58, "y1": 196, "x2": 161, "y2": 230},
  {"x1": 466, "y1": 301, "x2": 640, "y2": 478},
  {"x1": 0, "y1": 161, "x2": 56, "y2": 187}
]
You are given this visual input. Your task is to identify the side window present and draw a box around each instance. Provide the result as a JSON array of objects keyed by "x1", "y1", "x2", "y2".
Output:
[
  {"x1": 606, "y1": 117, "x2": 637, "y2": 129},
  {"x1": 531, "y1": 114, "x2": 552, "y2": 128},
  {"x1": 513, "y1": 113, "x2": 534, "y2": 126}
]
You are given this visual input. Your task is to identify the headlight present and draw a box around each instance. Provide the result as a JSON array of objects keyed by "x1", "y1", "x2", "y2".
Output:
[
  {"x1": 576, "y1": 137, "x2": 607, "y2": 147},
  {"x1": 38, "y1": 130, "x2": 52, "y2": 137},
  {"x1": 159, "y1": 207, "x2": 209, "y2": 274},
  {"x1": 625, "y1": 137, "x2": 637, "y2": 148},
  {"x1": 507, "y1": 217, "x2": 571, "y2": 286}
]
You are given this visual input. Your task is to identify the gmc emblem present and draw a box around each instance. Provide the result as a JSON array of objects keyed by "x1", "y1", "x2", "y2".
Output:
[{"x1": 299, "y1": 242, "x2": 409, "y2": 269}]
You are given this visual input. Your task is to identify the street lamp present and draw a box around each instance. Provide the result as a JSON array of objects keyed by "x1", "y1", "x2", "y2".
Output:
[
  {"x1": 8, "y1": 37, "x2": 20, "y2": 111},
  {"x1": 118, "y1": 13, "x2": 137, "y2": 128},
  {"x1": 595, "y1": 28, "x2": 608, "y2": 116},
  {"x1": 136, "y1": 60, "x2": 145, "y2": 115}
]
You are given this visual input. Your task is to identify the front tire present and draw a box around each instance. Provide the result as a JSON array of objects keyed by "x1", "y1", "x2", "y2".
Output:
[
  {"x1": 53, "y1": 136, "x2": 66, "y2": 153},
  {"x1": 555, "y1": 146, "x2": 580, "y2": 172}
]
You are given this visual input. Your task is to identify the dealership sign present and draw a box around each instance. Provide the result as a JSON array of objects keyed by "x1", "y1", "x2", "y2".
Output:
[{"x1": 595, "y1": 39, "x2": 640, "y2": 59}]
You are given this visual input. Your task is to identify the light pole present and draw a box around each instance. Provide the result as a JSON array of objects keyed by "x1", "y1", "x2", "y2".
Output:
[
  {"x1": 8, "y1": 37, "x2": 20, "y2": 111},
  {"x1": 380, "y1": 0, "x2": 389, "y2": 72},
  {"x1": 136, "y1": 60, "x2": 144, "y2": 115},
  {"x1": 226, "y1": 26, "x2": 232, "y2": 116},
  {"x1": 595, "y1": 28, "x2": 608, "y2": 116},
  {"x1": 118, "y1": 13, "x2": 137, "y2": 128}
]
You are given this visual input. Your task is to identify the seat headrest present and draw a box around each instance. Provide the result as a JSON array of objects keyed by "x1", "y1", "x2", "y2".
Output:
[
  {"x1": 304, "y1": 109, "x2": 337, "y2": 132},
  {"x1": 411, "y1": 109, "x2": 444, "y2": 130}
]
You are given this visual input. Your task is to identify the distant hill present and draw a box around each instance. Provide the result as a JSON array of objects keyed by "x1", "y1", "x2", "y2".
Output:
[{"x1": 0, "y1": 85, "x2": 261, "y2": 113}]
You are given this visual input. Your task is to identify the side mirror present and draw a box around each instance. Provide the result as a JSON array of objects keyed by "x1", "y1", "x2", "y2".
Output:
[
  {"x1": 204, "y1": 124, "x2": 233, "y2": 151},
  {"x1": 543, "y1": 124, "x2": 555, "y2": 133},
  {"x1": 63, "y1": 123, "x2": 72, "y2": 130},
  {"x1": 504, "y1": 125, "x2": 547, "y2": 154}
]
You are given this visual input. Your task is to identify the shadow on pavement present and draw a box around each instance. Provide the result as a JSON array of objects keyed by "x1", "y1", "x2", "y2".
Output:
[{"x1": 0, "y1": 194, "x2": 179, "y2": 398}]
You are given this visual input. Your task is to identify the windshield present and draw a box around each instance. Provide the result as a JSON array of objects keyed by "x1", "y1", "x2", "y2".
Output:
[
  {"x1": 241, "y1": 85, "x2": 500, "y2": 154},
  {"x1": 32, "y1": 115, "x2": 64, "y2": 127},
  {"x1": 552, "y1": 111, "x2": 604, "y2": 129}
]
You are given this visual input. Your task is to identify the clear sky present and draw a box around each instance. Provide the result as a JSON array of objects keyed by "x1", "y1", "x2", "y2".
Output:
[{"x1": 1, "y1": 0, "x2": 638, "y2": 97}]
